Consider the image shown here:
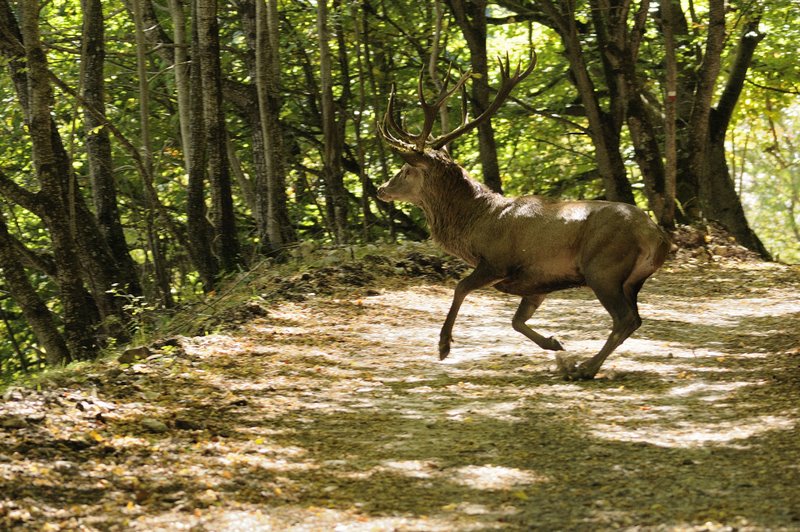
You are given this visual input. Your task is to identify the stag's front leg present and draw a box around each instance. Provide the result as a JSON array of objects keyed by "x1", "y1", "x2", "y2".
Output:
[{"x1": 439, "y1": 261, "x2": 503, "y2": 360}]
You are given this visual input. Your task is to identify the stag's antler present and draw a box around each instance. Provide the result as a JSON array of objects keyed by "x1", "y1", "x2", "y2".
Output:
[
  {"x1": 379, "y1": 50, "x2": 537, "y2": 153},
  {"x1": 379, "y1": 64, "x2": 472, "y2": 152}
]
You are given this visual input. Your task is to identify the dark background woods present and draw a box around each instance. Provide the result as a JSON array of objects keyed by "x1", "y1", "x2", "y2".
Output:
[{"x1": 0, "y1": 0, "x2": 798, "y2": 376}]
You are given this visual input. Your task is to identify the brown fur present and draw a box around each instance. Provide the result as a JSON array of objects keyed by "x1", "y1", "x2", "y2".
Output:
[{"x1": 378, "y1": 152, "x2": 670, "y2": 380}]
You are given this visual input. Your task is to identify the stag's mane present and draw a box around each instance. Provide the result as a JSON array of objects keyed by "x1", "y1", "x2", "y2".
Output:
[{"x1": 417, "y1": 155, "x2": 506, "y2": 265}]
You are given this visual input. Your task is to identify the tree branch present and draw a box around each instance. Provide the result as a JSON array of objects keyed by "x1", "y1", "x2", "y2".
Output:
[
  {"x1": 713, "y1": 17, "x2": 765, "y2": 137},
  {"x1": 0, "y1": 169, "x2": 44, "y2": 216}
]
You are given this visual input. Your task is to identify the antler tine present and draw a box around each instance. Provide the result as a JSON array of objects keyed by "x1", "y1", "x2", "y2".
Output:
[
  {"x1": 500, "y1": 51, "x2": 511, "y2": 78},
  {"x1": 430, "y1": 48, "x2": 537, "y2": 150},
  {"x1": 379, "y1": 83, "x2": 417, "y2": 150},
  {"x1": 516, "y1": 48, "x2": 538, "y2": 81},
  {"x1": 459, "y1": 81, "x2": 469, "y2": 128},
  {"x1": 412, "y1": 65, "x2": 472, "y2": 151},
  {"x1": 441, "y1": 61, "x2": 454, "y2": 93},
  {"x1": 414, "y1": 67, "x2": 438, "y2": 150}
]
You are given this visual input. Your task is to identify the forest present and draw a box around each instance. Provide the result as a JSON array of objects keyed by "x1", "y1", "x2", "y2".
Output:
[
  {"x1": 0, "y1": 0, "x2": 797, "y2": 375},
  {"x1": 0, "y1": 1, "x2": 799, "y2": 529}
]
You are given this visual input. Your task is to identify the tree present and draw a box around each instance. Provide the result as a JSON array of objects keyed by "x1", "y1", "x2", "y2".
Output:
[
  {"x1": 498, "y1": 0, "x2": 768, "y2": 256},
  {"x1": 533, "y1": 0, "x2": 637, "y2": 204},
  {"x1": 1, "y1": 0, "x2": 106, "y2": 357},
  {"x1": 81, "y1": 0, "x2": 142, "y2": 296},
  {"x1": 317, "y1": 0, "x2": 350, "y2": 243},
  {"x1": 132, "y1": 0, "x2": 174, "y2": 306},
  {"x1": 688, "y1": 4, "x2": 770, "y2": 257},
  {"x1": 446, "y1": 0, "x2": 505, "y2": 194},
  {"x1": 196, "y1": 0, "x2": 241, "y2": 271},
  {"x1": 252, "y1": 0, "x2": 294, "y2": 252},
  {"x1": 0, "y1": 212, "x2": 71, "y2": 366}
]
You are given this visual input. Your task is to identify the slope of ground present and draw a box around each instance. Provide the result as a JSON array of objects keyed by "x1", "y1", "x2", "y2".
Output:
[{"x1": 1, "y1": 242, "x2": 799, "y2": 530}]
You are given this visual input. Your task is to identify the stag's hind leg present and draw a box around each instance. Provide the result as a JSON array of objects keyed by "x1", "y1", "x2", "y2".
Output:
[
  {"x1": 512, "y1": 295, "x2": 564, "y2": 351},
  {"x1": 566, "y1": 278, "x2": 643, "y2": 380}
]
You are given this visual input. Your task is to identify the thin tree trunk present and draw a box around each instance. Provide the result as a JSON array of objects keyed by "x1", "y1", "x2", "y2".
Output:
[
  {"x1": 169, "y1": 0, "x2": 192, "y2": 171},
  {"x1": 2, "y1": 309, "x2": 29, "y2": 373},
  {"x1": 187, "y1": 0, "x2": 219, "y2": 290},
  {"x1": 447, "y1": 0, "x2": 503, "y2": 194},
  {"x1": 197, "y1": 0, "x2": 241, "y2": 270},
  {"x1": 0, "y1": 214, "x2": 72, "y2": 365},
  {"x1": 81, "y1": 0, "x2": 142, "y2": 296},
  {"x1": 351, "y1": 1, "x2": 372, "y2": 240},
  {"x1": 255, "y1": 0, "x2": 294, "y2": 252},
  {"x1": 606, "y1": 0, "x2": 671, "y2": 224},
  {"x1": 226, "y1": 137, "x2": 257, "y2": 215},
  {"x1": 133, "y1": 0, "x2": 174, "y2": 306},
  {"x1": 430, "y1": 1, "x2": 450, "y2": 138},
  {"x1": 684, "y1": 0, "x2": 724, "y2": 214},
  {"x1": 317, "y1": 0, "x2": 349, "y2": 243},
  {"x1": 661, "y1": 0, "x2": 678, "y2": 228}
]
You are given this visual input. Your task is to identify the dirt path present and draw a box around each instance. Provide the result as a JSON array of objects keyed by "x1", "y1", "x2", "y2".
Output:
[{"x1": 1, "y1": 255, "x2": 799, "y2": 530}]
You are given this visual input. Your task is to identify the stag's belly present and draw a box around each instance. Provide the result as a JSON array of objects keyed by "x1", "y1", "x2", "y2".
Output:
[
  {"x1": 494, "y1": 277, "x2": 585, "y2": 296},
  {"x1": 493, "y1": 264, "x2": 586, "y2": 296}
]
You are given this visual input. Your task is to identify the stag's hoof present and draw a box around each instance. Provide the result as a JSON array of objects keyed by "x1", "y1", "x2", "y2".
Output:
[
  {"x1": 544, "y1": 336, "x2": 565, "y2": 351},
  {"x1": 564, "y1": 363, "x2": 597, "y2": 381},
  {"x1": 555, "y1": 355, "x2": 596, "y2": 381},
  {"x1": 438, "y1": 340, "x2": 451, "y2": 360}
]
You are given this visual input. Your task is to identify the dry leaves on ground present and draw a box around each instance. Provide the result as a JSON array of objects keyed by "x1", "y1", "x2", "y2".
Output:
[{"x1": 1, "y1": 244, "x2": 799, "y2": 531}]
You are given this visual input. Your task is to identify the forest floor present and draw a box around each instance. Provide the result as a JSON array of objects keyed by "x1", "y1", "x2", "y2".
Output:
[{"x1": 1, "y1": 240, "x2": 800, "y2": 531}]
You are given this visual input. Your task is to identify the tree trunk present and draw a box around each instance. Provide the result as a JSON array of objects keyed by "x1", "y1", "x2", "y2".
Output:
[
  {"x1": 699, "y1": 15, "x2": 770, "y2": 258},
  {"x1": 0, "y1": 214, "x2": 71, "y2": 365},
  {"x1": 133, "y1": 0, "x2": 174, "y2": 307},
  {"x1": 17, "y1": 0, "x2": 101, "y2": 356},
  {"x1": 540, "y1": 0, "x2": 635, "y2": 204},
  {"x1": 254, "y1": 0, "x2": 294, "y2": 252},
  {"x1": 681, "y1": 0, "x2": 725, "y2": 222},
  {"x1": 702, "y1": 136, "x2": 770, "y2": 258},
  {"x1": 681, "y1": 2, "x2": 768, "y2": 257},
  {"x1": 4, "y1": 0, "x2": 134, "y2": 344},
  {"x1": 447, "y1": 0, "x2": 503, "y2": 194},
  {"x1": 81, "y1": 0, "x2": 142, "y2": 296},
  {"x1": 317, "y1": 0, "x2": 349, "y2": 243},
  {"x1": 169, "y1": 0, "x2": 193, "y2": 171},
  {"x1": 187, "y1": 0, "x2": 219, "y2": 290},
  {"x1": 197, "y1": 0, "x2": 241, "y2": 270},
  {"x1": 661, "y1": 0, "x2": 678, "y2": 228}
]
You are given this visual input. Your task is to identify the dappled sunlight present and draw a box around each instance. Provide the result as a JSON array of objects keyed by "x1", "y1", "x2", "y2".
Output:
[
  {"x1": 591, "y1": 414, "x2": 796, "y2": 448},
  {"x1": 450, "y1": 464, "x2": 548, "y2": 490},
  {"x1": 668, "y1": 381, "x2": 751, "y2": 399},
  {"x1": 130, "y1": 505, "x2": 468, "y2": 532},
  {"x1": 445, "y1": 400, "x2": 523, "y2": 422},
  {"x1": 2, "y1": 259, "x2": 798, "y2": 530}
]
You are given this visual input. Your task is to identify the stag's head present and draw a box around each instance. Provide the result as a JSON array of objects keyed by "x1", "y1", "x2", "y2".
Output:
[{"x1": 377, "y1": 51, "x2": 537, "y2": 205}]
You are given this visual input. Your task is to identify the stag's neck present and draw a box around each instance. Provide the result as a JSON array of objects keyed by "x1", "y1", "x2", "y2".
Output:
[{"x1": 419, "y1": 164, "x2": 504, "y2": 265}]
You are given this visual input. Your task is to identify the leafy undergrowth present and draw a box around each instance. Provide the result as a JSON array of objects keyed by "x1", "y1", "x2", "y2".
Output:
[{"x1": 1, "y1": 242, "x2": 799, "y2": 531}]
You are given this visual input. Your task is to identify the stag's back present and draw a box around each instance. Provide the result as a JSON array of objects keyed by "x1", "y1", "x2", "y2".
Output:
[{"x1": 459, "y1": 195, "x2": 669, "y2": 296}]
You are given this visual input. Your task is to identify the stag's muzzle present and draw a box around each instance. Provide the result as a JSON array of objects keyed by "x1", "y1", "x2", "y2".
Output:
[{"x1": 377, "y1": 184, "x2": 392, "y2": 202}]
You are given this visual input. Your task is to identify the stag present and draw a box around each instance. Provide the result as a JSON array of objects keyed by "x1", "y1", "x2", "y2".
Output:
[{"x1": 377, "y1": 53, "x2": 670, "y2": 380}]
